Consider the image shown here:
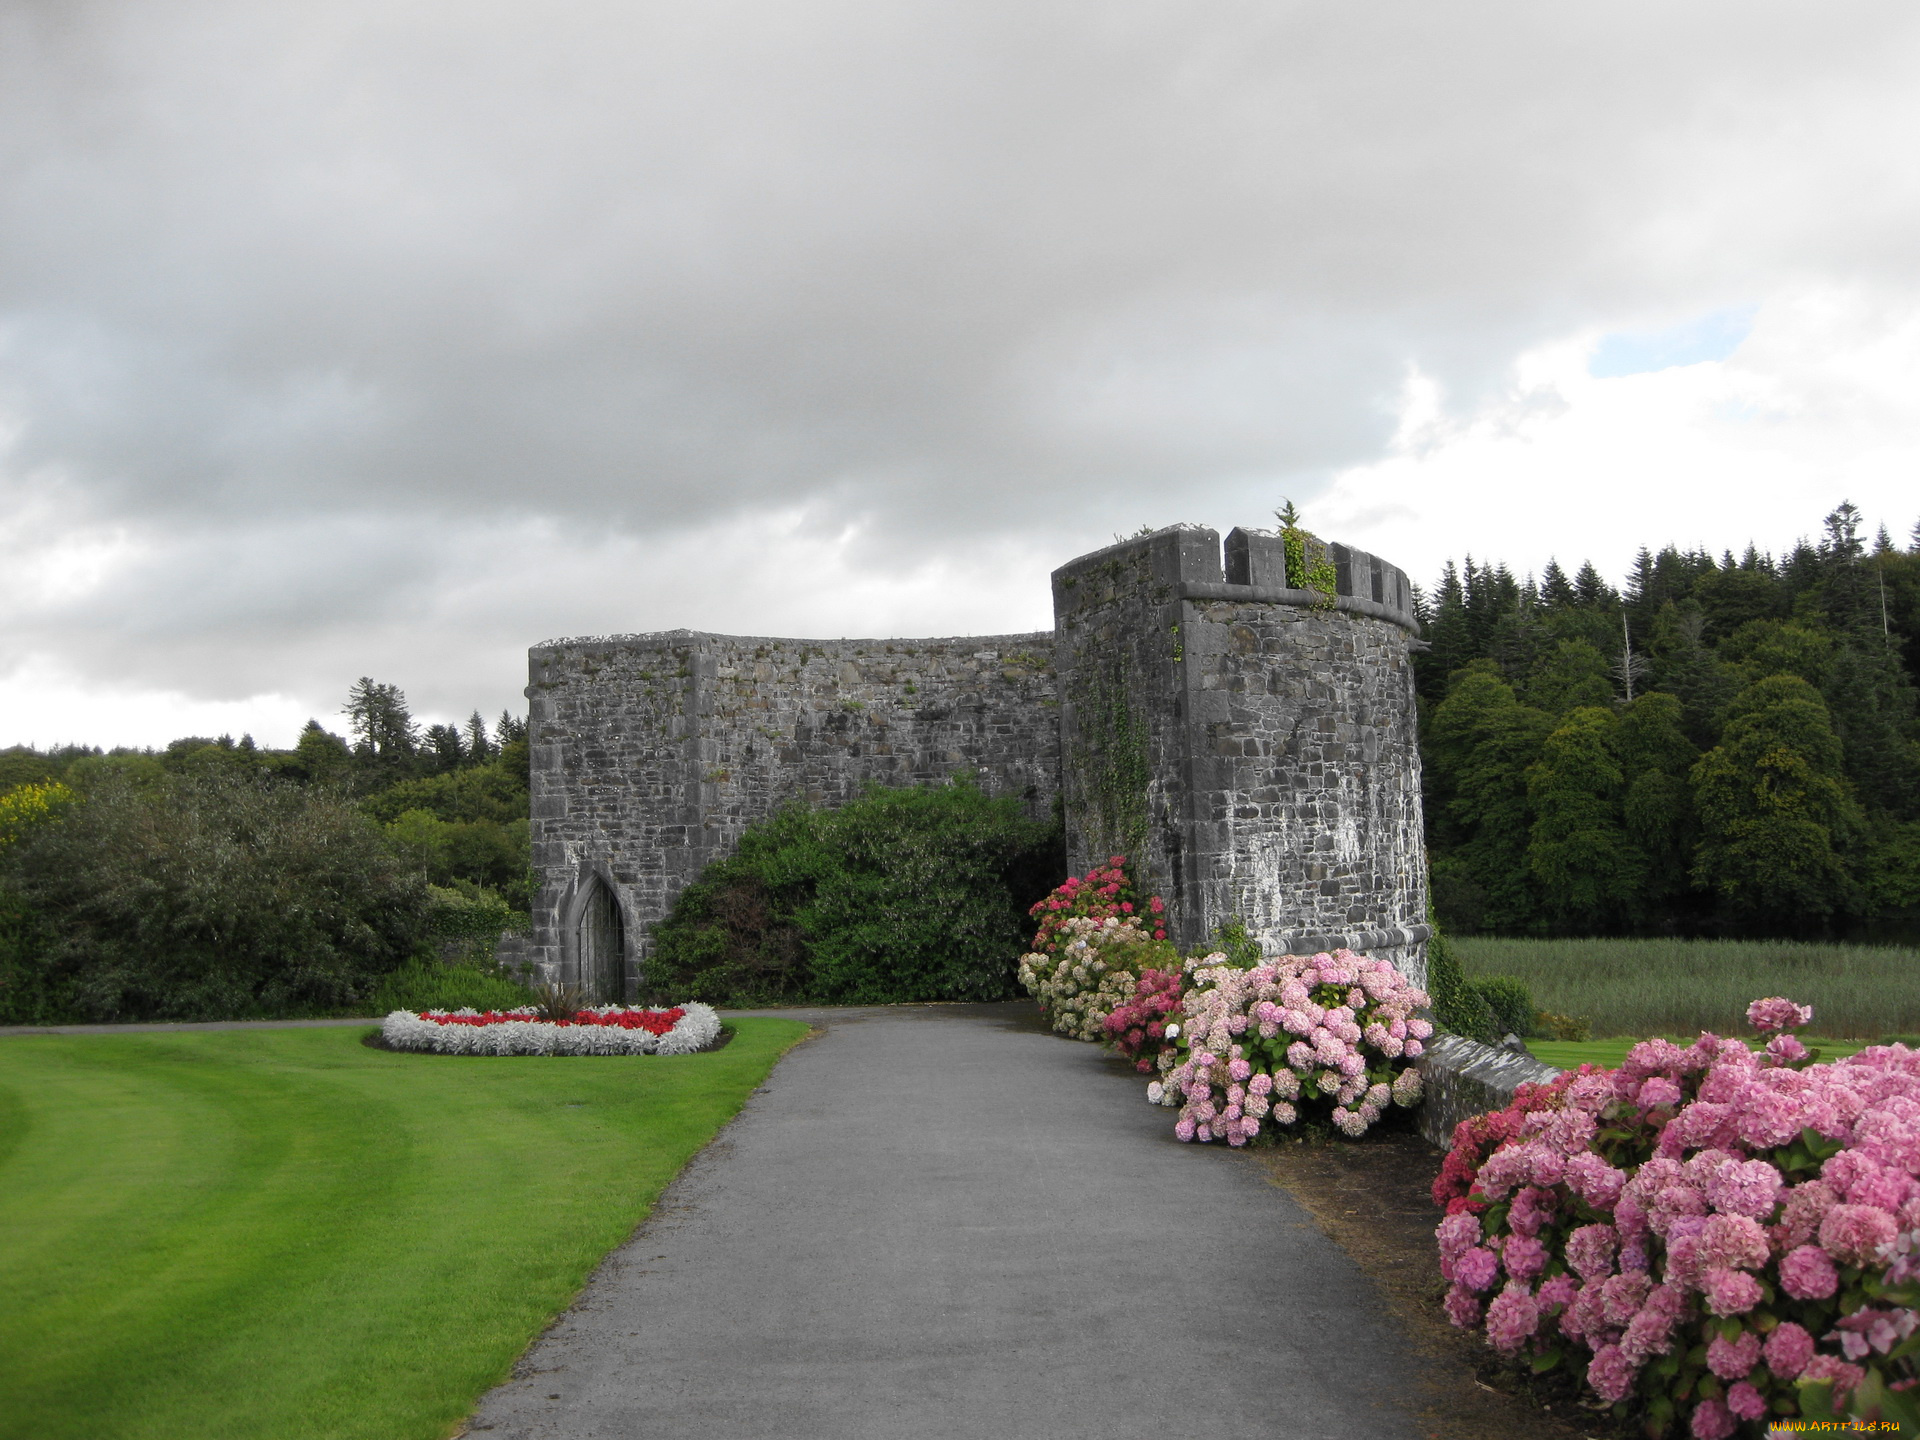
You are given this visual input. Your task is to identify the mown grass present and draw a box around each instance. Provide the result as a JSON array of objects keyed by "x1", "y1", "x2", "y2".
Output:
[
  {"x1": 1528, "y1": 1035, "x2": 1875, "y2": 1072},
  {"x1": 1453, "y1": 936, "x2": 1920, "y2": 1040},
  {"x1": 0, "y1": 1020, "x2": 809, "y2": 1440}
]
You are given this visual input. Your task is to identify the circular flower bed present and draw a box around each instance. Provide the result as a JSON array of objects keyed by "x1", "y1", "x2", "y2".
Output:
[{"x1": 382, "y1": 1003, "x2": 722, "y2": 1055}]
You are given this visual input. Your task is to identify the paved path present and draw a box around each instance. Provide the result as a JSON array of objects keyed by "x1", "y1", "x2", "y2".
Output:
[{"x1": 467, "y1": 1003, "x2": 1422, "y2": 1440}]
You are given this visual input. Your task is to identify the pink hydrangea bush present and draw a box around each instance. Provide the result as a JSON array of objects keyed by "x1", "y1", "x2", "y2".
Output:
[
  {"x1": 1436, "y1": 997, "x2": 1920, "y2": 1437},
  {"x1": 1025, "y1": 856, "x2": 1167, "y2": 954},
  {"x1": 1150, "y1": 949, "x2": 1430, "y2": 1144},
  {"x1": 1103, "y1": 967, "x2": 1184, "y2": 1074}
]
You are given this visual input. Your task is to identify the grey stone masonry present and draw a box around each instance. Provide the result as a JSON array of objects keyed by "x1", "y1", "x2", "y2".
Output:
[
  {"x1": 523, "y1": 523, "x2": 1430, "y2": 1000},
  {"x1": 525, "y1": 631, "x2": 1059, "y2": 996},
  {"x1": 1416, "y1": 1034, "x2": 1565, "y2": 1148},
  {"x1": 1052, "y1": 525, "x2": 1431, "y2": 986}
]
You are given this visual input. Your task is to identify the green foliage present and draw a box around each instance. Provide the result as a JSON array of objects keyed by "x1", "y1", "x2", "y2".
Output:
[
  {"x1": 369, "y1": 961, "x2": 530, "y2": 1014},
  {"x1": 1202, "y1": 917, "x2": 1262, "y2": 967},
  {"x1": 1690, "y1": 674, "x2": 1862, "y2": 926},
  {"x1": 1526, "y1": 706, "x2": 1642, "y2": 931},
  {"x1": 382, "y1": 810, "x2": 533, "y2": 908},
  {"x1": 1466, "y1": 974, "x2": 1535, "y2": 1038},
  {"x1": 1423, "y1": 905, "x2": 1498, "y2": 1042},
  {"x1": 0, "y1": 1022, "x2": 807, "y2": 1440},
  {"x1": 1522, "y1": 639, "x2": 1614, "y2": 715},
  {"x1": 1418, "y1": 508, "x2": 1920, "y2": 940},
  {"x1": 0, "y1": 772, "x2": 432, "y2": 1023},
  {"x1": 648, "y1": 779, "x2": 1064, "y2": 1005},
  {"x1": 1275, "y1": 500, "x2": 1337, "y2": 609},
  {"x1": 1426, "y1": 664, "x2": 1555, "y2": 932}
]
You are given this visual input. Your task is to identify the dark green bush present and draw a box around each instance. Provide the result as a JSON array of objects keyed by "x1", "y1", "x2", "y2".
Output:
[
  {"x1": 0, "y1": 772, "x2": 432, "y2": 1022},
  {"x1": 647, "y1": 778, "x2": 1064, "y2": 1005},
  {"x1": 1468, "y1": 974, "x2": 1537, "y2": 1039},
  {"x1": 369, "y1": 961, "x2": 530, "y2": 1014},
  {"x1": 1424, "y1": 906, "x2": 1500, "y2": 1042}
]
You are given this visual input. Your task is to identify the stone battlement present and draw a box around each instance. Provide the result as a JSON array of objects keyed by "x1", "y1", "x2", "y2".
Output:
[{"x1": 524, "y1": 527, "x2": 1428, "y2": 999}]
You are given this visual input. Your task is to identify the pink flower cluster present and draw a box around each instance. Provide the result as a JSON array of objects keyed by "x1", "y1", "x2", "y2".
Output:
[
  {"x1": 1103, "y1": 968, "x2": 1183, "y2": 1074},
  {"x1": 1026, "y1": 857, "x2": 1168, "y2": 952},
  {"x1": 1154, "y1": 949, "x2": 1429, "y2": 1145},
  {"x1": 1437, "y1": 997, "x2": 1920, "y2": 1436}
]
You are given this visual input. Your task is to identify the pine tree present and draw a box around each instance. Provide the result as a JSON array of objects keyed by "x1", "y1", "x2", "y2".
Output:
[
  {"x1": 462, "y1": 712, "x2": 493, "y2": 764},
  {"x1": 422, "y1": 723, "x2": 465, "y2": 773},
  {"x1": 342, "y1": 679, "x2": 418, "y2": 771},
  {"x1": 1572, "y1": 561, "x2": 1617, "y2": 609},
  {"x1": 1540, "y1": 559, "x2": 1577, "y2": 609}
]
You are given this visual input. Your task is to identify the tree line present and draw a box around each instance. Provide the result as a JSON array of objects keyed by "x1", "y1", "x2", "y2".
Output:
[
  {"x1": 0, "y1": 682, "x2": 533, "y2": 1023},
  {"x1": 1415, "y1": 503, "x2": 1920, "y2": 939}
]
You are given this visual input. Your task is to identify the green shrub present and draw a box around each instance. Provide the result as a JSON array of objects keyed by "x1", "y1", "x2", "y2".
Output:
[
  {"x1": 0, "y1": 771, "x2": 431, "y2": 1022},
  {"x1": 648, "y1": 778, "x2": 1063, "y2": 1005},
  {"x1": 1533, "y1": 1008, "x2": 1592, "y2": 1041},
  {"x1": 1423, "y1": 904, "x2": 1499, "y2": 1042},
  {"x1": 370, "y1": 961, "x2": 530, "y2": 1014},
  {"x1": 1467, "y1": 974, "x2": 1537, "y2": 1038},
  {"x1": 424, "y1": 882, "x2": 527, "y2": 967},
  {"x1": 1203, "y1": 918, "x2": 1263, "y2": 967}
]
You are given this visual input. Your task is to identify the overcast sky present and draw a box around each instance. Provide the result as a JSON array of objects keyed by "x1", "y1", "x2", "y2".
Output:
[{"x1": 4, "y1": 1, "x2": 1919, "y2": 748}]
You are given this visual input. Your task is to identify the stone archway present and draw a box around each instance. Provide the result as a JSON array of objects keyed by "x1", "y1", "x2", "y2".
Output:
[{"x1": 575, "y1": 879, "x2": 626, "y2": 1004}]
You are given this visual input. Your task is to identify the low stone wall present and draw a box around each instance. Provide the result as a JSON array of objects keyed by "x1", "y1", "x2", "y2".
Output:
[{"x1": 1415, "y1": 1034, "x2": 1563, "y2": 1148}]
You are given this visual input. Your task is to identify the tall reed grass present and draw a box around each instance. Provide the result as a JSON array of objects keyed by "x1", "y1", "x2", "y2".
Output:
[{"x1": 1452, "y1": 937, "x2": 1920, "y2": 1040}]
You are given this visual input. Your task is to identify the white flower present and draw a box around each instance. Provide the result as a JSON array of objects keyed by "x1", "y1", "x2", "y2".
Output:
[{"x1": 1164, "y1": 1023, "x2": 1179, "y2": 1039}]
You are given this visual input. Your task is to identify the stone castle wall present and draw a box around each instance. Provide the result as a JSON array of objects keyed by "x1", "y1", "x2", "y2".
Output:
[
  {"x1": 524, "y1": 630, "x2": 1059, "y2": 995},
  {"x1": 524, "y1": 524, "x2": 1429, "y2": 998},
  {"x1": 1053, "y1": 526, "x2": 1430, "y2": 986}
]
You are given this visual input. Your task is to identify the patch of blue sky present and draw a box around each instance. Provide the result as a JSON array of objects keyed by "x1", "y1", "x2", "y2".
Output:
[{"x1": 1588, "y1": 304, "x2": 1758, "y2": 379}]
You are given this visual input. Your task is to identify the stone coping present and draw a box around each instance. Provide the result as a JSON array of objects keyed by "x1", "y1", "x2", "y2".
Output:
[{"x1": 1415, "y1": 1032, "x2": 1564, "y2": 1148}]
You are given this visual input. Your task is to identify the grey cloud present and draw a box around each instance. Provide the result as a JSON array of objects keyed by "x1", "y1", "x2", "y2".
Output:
[{"x1": 2, "y1": 0, "x2": 1918, "y2": 731}]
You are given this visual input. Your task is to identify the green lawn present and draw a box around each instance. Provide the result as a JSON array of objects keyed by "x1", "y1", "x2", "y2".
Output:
[
  {"x1": 1453, "y1": 935, "x2": 1920, "y2": 1039},
  {"x1": 0, "y1": 1020, "x2": 810, "y2": 1440},
  {"x1": 1528, "y1": 1035, "x2": 1874, "y2": 1072}
]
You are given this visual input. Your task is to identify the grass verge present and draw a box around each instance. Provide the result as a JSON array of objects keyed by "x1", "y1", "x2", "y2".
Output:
[
  {"x1": 0, "y1": 1019, "x2": 810, "y2": 1440},
  {"x1": 1453, "y1": 936, "x2": 1920, "y2": 1039},
  {"x1": 1528, "y1": 1035, "x2": 1871, "y2": 1072}
]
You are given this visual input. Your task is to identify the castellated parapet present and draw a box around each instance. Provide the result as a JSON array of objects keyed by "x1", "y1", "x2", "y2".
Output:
[{"x1": 523, "y1": 525, "x2": 1430, "y2": 1001}]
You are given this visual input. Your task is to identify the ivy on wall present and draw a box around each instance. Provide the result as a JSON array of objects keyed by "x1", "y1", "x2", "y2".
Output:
[
  {"x1": 1277, "y1": 500, "x2": 1338, "y2": 610},
  {"x1": 1066, "y1": 651, "x2": 1151, "y2": 863}
]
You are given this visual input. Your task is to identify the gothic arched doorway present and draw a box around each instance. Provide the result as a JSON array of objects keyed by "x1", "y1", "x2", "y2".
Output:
[{"x1": 575, "y1": 880, "x2": 626, "y2": 1004}]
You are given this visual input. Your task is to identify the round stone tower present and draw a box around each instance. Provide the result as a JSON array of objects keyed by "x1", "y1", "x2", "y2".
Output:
[{"x1": 1051, "y1": 525, "x2": 1430, "y2": 985}]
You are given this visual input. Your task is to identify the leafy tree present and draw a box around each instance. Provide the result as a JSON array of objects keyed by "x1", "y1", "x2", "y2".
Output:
[
  {"x1": 293, "y1": 721, "x2": 354, "y2": 786},
  {"x1": 1526, "y1": 707, "x2": 1641, "y2": 932},
  {"x1": 0, "y1": 771, "x2": 430, "y2": 1022},
  {"x1": 1522, "y1": 639, "x2": 1614, "y2": 716},
  {"x1": 1425, "y1": 665, "x2": 1555, "y2": 932},
  {"x1": 1691, "y1": 675, "x2": 1863, "y2": 929},
  {"x1": 1613, "y1": 692, "x2": 1700, "y2": 924}
]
